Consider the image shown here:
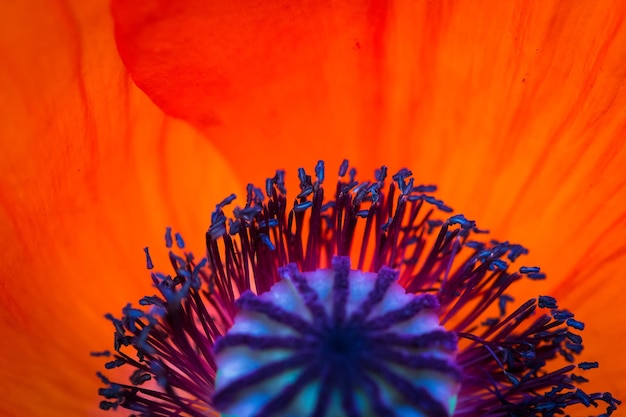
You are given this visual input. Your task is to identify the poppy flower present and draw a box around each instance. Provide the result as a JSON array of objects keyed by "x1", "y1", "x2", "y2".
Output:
[
  {"x1": 0, "y1": 0, "x2": 625, "y2": 416},
  {"x1": 96, "y1": 162, "x2": 620, "y2": 416}
]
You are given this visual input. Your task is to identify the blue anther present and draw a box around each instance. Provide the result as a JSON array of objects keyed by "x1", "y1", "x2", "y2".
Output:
[
  {"x1": 578, "y1": 361, "x2": 599, "y2": 370},
  {"x1": 294, "y1": 201, "x2": 313, "y2": 212},
  {"x1": 448, "y1": 214, "x2": 476, "y2": 229},
  {"x1": 538, "y1": 295, "x2": 557, "y2": 309},
  {"x1": 566, "y1": 332, "x2": 583, "y2": 344},
  {"x1": 298, "y1": 167, "x2": 306, "y2": 185},
  {"x1": 165, "y1": 227, "x2": 173, "y2": 248},
  {"x1": 144, "y1": 247, "x2": 154, "y2": 270},
  {"x1": 499, "y1": 295, "x2": 514, "y2": 316},
  {"x1": 219, "y1": 193, "x2": 237, "y2": 207},
  {"x1": 375, "y1": 166, "x2": 388, "y2": 182},
  {"x1": 527, "y1": 272, "x2": 546, "y2": 280},
  {"x1": 315, "y1": 160, "x2": 325, "y2": 183},
  {"x1": 413, "y1": 184, "x2": 437, "y2": 192},
  {"x1": 260, "y1": 234, "x2": 275, "y2": 250},
  {"x1": 175, "y1": 233, "x2": 185, "y2": 249},
  {"x1": 339, "y1": 159, "x2": 349, "y2": 176},
  {"x1": 567, "y1": 318, "x2": 585, "y2": 330}
]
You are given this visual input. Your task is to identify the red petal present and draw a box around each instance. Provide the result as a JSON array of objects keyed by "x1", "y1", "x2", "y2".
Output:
[{"x1": 112, "y1": 0, "x2": 393, "y2": 175}]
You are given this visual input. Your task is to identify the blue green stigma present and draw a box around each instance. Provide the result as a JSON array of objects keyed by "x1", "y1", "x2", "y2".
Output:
[
  {"x1": 213, "y1": 257, "x2": 460, "y2": 416},
  {"x1": 95, "y1": 160, "x2": 620, "y2": 417}
]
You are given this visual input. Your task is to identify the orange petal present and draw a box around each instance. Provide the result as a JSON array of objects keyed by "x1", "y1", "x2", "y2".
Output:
[
  {"x1": 112, "y1": 0, "x2": 626, "y2": 401},
  {"x1": 0, "y1": 1, "x2": 241, "y2": 416},
  {"x1": 111, "y1": 0, "x2": 396, "y2": 178},
  {"x1": 1, "y1": 1, "x2": 625, "y2": 416}
]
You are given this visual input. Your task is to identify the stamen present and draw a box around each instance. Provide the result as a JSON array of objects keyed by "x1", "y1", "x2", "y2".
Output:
[{"x1": 96, "y1": 160, "x2": 620, "y2": 417}]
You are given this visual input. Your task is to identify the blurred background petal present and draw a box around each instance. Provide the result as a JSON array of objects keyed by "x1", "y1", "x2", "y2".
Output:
[
  {"x1": 0, "y1": 1, "x2": 241, "y2": 415},
  {"x1": 0, "y1": 1, "x2": 624, "y2": 416}
]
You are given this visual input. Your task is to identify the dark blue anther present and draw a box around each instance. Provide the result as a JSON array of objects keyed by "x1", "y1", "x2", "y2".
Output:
[
  {"x1": 219, "y1": 193, "x2": 237, "y2": 208},
  {"x1": 99, "y1": 384, "x2": 122, "y2": 399},
  {"x1": 567, "y1": 318, "x2": 585, "y2": 330},
  {"x1": 339, "y1": 159, "x2": 349, "y2": 176},
  {"x1": 260, "y1": 234, "x2": 275, "y2": 250},
  {"x1": 413, "y1": 184, "x2": 437, "y2": 193},
  {"x1": 238, "y1": 206, "x2": 263, "y2": 220},
  {"x1": 175, "y1": 233, "x2": 185, "y2": 249},
  {"x1": 165, "y1": 227, "x2": 173, "y2": 248},
  {"x1": 134, "y1": 324, "x2": 157, "y2": 355},
  {"x1": 482, "y1": 318, "x2": 499, "y2": 327},
  {"x1": 294, "y1": 201, "x2": 313, "y2": 212},
  {"x1": 578, "y1": 361, "x2": 599, "y2": 370},
  {"x1": 575, "y1": 389, "x2": 591, "y2": 407},
  {"x1": 490, "y1": 259, "x2": 508, "y2": 270},
  {"x1": 353, "y1": 181, "x2": 371, "y2": 195},
  {"x1": 341, "y1": 181, "x2": 358, "y2": 193},
  {"x1": 527, "y1": 272, "x2": 546, "y2": 280},
  {"x1": 265, "y1": 178, "x2": 273, "y2": 196},
  {"x1": 144, "y1": 247, "x2": 154, "y2": 270},
  {"x1": 375, "y1": 166, "x2": 388, "y2": 182},
  {"x1": 122, "y1": 303, "x2": 145, "y2": 332},
  {"x1": 507, "y1": 244, "x2": 529, "y2": 261},
  {"x1": 566, "y1": 332, "x2": 583, "y2": 344},
  {"x1": 99, "y1": 401, "x2": 118, "y2": 411},
  {"x1": 315, "y1": 160, "x2": 325, "y2": 183},
  {"x1": 274, "y1": 170, "x2": 286, "y2": 194},
  {"x1": 392, "y1": 168, "x2": 412, "y2": 182},
  {"x1": 209, "y1": 216, "x2": 227, "y2": 238},
  {"x1": 538, "y1": 295, "x2": 557, "y2": 309},
  {"x1": 298, "y1": 167, "x2": 306, "y2": 185},
  {"x1": 252, "y1": 185, "x2": 264, "y2": 202},
  {"x1": 402, "y1": 177, "x2": 414, "y2": 195},
  {"x1": 448, "y1": 214, "x2": 476, "y2": 229},
  {"x1": 571, "y1": 374, "x2": 589, "y2": 383},
  {"x1": 465, "y1": 241, "x2": 484, "y2": 249},
  {"x1": 566, "y1": 342, "x2": 583, "y2": 354},
  {"x1": 104, "y1": 313, "x2": 125, "y2": 336},
  {"x1": 191, "y1": 259, "x2": 207, "y2": 290},
  {"x1": 90, "y1": 350, "x2": 111, "y2": 357},
  {"x1": 297, "y1": 187, "x2": 314, "y2": 199},
  {"x1": 349, "y1": 167, "x2": 357, "y2": 182},
  {"x1": 553, "y1": 310, "x2": 574, "y2": 321},
  {"x1": 520, "y1": 266, "x2": 540, "y2": 274},
  {"x1": 258, "y1": 219, "x2": 279, "y2": 228},
  {"x1": 130, "y1": 369, "x2": 152, "y2": 385},
  {"x1": 139, "y1": 295, "x2": 166, "y2": 307},
  {"x1": 423, "y1": 196, "x2": 453, "y2": 212},
  {"x1": 535, "y1": 402, "x2": 557, "y2": 411},
  {"x1": 426, "y1": 219, "x2": 444, "y2": 234},
  {"x1": 229, "y1": 221, "x2": 241, "y2": 235},
  {"x1": 105, "y1": 358, "x2": 126, "y2": 369},
  {"x1": 498, "y1": 295, "x2": 514, "y2": 316}
]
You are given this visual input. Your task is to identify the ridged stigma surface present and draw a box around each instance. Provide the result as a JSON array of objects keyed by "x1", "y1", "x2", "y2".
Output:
[{"x1": 214, "y1": 266, "x2": 460, "y2": 417}]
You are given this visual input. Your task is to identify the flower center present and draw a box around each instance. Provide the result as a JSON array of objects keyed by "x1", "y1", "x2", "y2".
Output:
[
  {"x1": 212, "y1": 256, "x2": 461, "y2": 417},
  {"x1": 322, "y1": 325, "x2": 364, "y2": 360}
]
